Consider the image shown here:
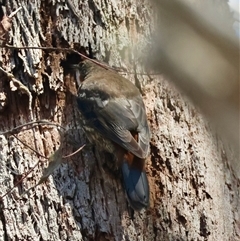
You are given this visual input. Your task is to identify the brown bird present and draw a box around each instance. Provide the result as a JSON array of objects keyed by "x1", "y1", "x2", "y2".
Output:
[{"x1": 74, "y1": 59, "x2": 150, "y2": 210}]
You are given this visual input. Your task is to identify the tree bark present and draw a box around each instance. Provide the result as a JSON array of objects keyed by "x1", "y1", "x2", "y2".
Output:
[{"x1": 0, "y1": 0, "x2": 239, "y2": 241}]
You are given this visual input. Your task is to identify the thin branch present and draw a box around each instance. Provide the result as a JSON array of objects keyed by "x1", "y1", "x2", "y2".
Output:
[
  {"x1": 63, "y1": 144, "x2": 85, "y2": 158},
  {"x1": 8, "y1": 7, "x2": 22, "y2": 18},
  {"x1": 1, "y1": 44, "x2": 109, "y2": 70},
  {"x1": 0, "y1": 119, "x2": 65, "y2": 135},
  {"x1": 13, "y1": 134, "x2": 47, "y2": 159},
  {"x1": 0, "y1": 120, "x2": 85, "y2": 200},
  {"x1": 0, "y1": 44, "x2": 161, "y2": 76}
]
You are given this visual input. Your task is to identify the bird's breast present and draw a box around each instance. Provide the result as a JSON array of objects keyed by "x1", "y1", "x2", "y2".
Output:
[{"x1": 82, "y1": 122, "x2": 115, "y2": 154}]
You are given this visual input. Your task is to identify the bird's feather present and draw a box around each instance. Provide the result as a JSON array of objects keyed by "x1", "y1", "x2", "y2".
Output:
[{"x1": 77, "y1": 89, "x2": 150, "y2": 159}]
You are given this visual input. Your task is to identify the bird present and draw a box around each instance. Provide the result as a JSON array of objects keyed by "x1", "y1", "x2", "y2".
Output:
[{"x1": 74, "y1": 59, "x2": 151, "y2": 210}]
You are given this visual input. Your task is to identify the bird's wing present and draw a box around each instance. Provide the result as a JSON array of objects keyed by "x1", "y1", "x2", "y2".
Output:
[{"x1": 77, "y1": 95, "x2": 150, "y2": 159}]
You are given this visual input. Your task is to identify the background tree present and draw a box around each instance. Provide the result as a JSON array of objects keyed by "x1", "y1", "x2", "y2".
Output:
[{"x1": 0, "y1": 0, "x2": 238, "y2": 240}]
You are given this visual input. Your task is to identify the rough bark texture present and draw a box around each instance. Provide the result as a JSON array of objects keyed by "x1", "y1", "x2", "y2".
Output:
[{"x1": 0, "y1": 0, "x2": 239, "y2": 241}]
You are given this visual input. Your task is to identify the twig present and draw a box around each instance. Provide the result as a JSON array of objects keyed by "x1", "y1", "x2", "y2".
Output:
[
  {"x1": 13, "y1": 134, "x2": 47, "y2": 159},
  {"x1": 8, "y1": 7, "x2": 22, "y2": 18},
  {"x1": 0, "y1": 119, "x2": 65, "y2": 135},
  {"x1": 0, "y1": 44, "x2": 161, "y2": 76},
  {"x1": 0, "y1": 7, "x2": 22, "y2": 41},
  {"x1": 1, "y1": 44, "x2": 109, "y2": 70},
  {"x1": 63, "y1": 144, "x2": 85, "y2": 158},
  {"x1": 0, "y1": 120, "x2": 85, "y2": 201}
]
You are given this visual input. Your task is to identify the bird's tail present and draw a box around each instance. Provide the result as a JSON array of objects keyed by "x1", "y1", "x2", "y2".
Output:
[{"x1": 121, "y1": 157, "x2": 149, "y2": 210}]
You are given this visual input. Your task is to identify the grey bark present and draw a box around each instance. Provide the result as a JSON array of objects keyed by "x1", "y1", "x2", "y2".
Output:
[{"x1": 0, "y1": 0, "x2": 238, "y2": 241}]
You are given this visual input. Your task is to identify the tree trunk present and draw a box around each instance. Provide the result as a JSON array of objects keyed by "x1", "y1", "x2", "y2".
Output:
[{"x1": 0, "y1": 0, "x2": 238, "y2": 240}]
